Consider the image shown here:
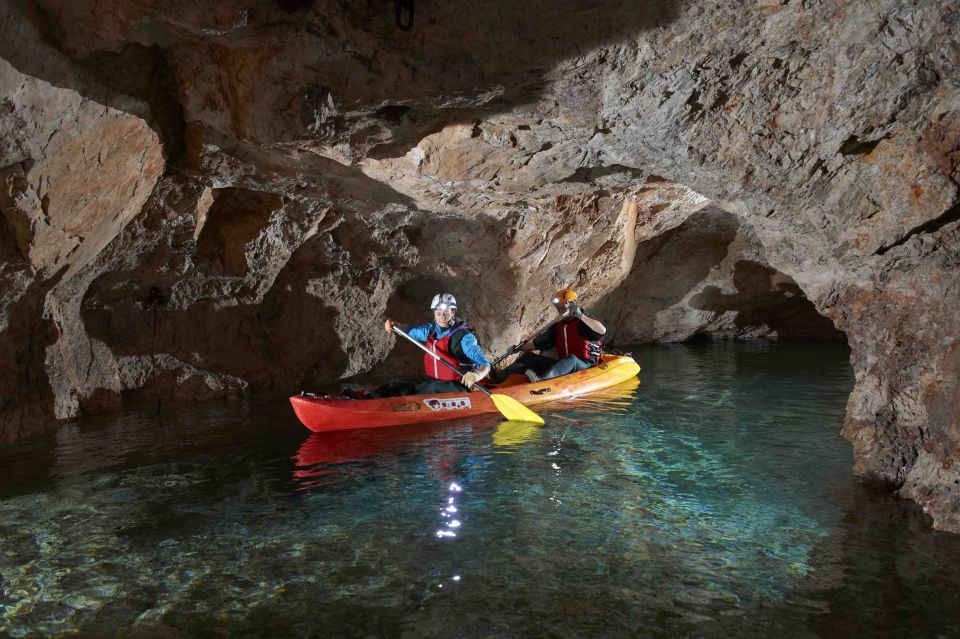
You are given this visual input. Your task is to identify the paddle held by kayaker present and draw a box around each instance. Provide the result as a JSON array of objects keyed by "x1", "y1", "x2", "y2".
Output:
[
  {"x1": 382, "y1": 293, "x2": 491, "y2": 395},
  {"x1": 516, "y1": 288, "x2": 606, "y2": 382}
]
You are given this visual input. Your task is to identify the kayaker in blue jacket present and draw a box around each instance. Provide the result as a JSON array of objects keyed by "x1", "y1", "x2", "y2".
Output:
[{"x1": 373, "y1": 293, "x2": 491, "y2": 397}]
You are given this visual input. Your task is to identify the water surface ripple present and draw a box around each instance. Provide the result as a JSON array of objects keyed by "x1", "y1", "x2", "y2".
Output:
[{"x1": 2, "y1": 342, "x2": 960, "y2": 637}]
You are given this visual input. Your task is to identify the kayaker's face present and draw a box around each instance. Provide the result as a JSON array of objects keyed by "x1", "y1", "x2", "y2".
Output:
[
  {"x1": 553, "y1": 301, "x2": 567, "y2": 315},
  {"x1": 434, "y1": 308, "x2": 455, "y2": 328}
]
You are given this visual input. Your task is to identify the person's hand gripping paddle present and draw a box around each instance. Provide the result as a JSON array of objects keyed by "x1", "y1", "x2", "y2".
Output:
[
  {"x1": 489, "y1": 308, "x2": 572, "y2": 368},
  {"x1": 392, "y1": 326, "x2": 545, "y2": 425}
]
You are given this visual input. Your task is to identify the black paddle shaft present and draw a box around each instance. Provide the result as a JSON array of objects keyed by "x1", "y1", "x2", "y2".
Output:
[
  {"x1": 392, "y1": 326, "x2": 494, "y2": 398},
  {"x1": 490, "y1": 311, "x2": 571, "y2": 368}
]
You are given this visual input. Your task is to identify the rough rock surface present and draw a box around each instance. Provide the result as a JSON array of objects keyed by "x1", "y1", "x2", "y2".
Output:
[{"x1": 0, "y1": 0, "x2": 958, "y2": 531}]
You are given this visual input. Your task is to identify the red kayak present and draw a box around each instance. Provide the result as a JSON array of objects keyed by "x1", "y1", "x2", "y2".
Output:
[{"x1": 290, "y1": 354, "x2": 640, "y2": 432}]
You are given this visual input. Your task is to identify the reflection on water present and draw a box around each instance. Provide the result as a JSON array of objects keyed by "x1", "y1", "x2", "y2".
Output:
[
  {"x1": 544, "y1": 375, "x2": 640, "y2": 413},
  {"x1": 2, "y1": 342, "x2": 960, "y2": 637},
  {"x1": 293, "y1": 417, "x2": 503, "y2": 488},
  {"x1": 491, "y1": 420, "x2": 541, "y2": 448}
]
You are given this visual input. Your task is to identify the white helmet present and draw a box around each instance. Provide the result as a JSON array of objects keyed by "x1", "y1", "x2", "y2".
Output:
[{"x1": 430, "y1": 293, "x2": 457, "y2": 311}]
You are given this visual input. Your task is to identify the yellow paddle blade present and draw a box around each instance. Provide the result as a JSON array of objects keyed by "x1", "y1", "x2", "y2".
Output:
[{"x1": 490, "y1": 393, "x2": 544, "y2": 425}]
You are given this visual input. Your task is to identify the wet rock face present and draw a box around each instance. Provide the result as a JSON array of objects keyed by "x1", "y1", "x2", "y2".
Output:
[{"x1": 0, "y1": 1, "x2": 958, "y2": 530}]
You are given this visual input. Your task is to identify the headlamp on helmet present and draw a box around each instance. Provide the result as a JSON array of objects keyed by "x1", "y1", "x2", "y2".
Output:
[
  {"x1": 552, "y1": 289, "x2": 577, "y2": 304},
  {"x1": 430, "y1": 293, "x2": 458, "y2": 311}
]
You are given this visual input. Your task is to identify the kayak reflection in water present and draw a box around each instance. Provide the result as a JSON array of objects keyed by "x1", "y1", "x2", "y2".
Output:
[
  {"x1": 370, "y1": 293, "x2": 492, "y2": 398},
  {"x1": 505, "y1": 288, "x2": 607, "y2": 383}
]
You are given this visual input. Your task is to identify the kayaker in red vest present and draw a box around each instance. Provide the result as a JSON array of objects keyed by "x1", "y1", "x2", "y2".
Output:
[
  {"x1": 378, "y1": 293, "x2": 491, "y2": 396},
  {"x1": 515, "y1": 288, "x2": 606, "y2": 382}
]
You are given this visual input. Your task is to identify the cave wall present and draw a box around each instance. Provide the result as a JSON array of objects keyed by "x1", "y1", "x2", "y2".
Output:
[
  {"x1": 597, "y1": 207, "x2": 844, "y2": 343},
  {"x1": 0, "y1": 0, "x2": 958, "y2": 531}
]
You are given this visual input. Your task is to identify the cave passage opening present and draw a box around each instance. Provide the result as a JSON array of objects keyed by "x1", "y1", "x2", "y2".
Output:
[{"x1": 597, "y1": 206, "x2": 847, "y2": 348}]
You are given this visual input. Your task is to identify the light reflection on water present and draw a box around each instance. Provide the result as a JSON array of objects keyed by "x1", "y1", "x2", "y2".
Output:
[{"x1": 1, "y1": 342, "x2": 960, "y2": 637}]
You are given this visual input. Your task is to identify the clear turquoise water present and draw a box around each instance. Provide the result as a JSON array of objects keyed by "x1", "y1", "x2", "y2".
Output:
[{"x1": 2, "y1": 342, "x2": 960, "y2": 638}]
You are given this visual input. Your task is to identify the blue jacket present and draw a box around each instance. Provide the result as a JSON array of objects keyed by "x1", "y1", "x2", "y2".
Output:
[{"x1": 407, "y1": 322, "x2": 490, "y2": 368}]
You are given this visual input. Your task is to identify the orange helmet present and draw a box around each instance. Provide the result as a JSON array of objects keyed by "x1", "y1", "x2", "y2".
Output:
[{"x1": 552, "y1": 289, "x2": 577, "y2": 304}]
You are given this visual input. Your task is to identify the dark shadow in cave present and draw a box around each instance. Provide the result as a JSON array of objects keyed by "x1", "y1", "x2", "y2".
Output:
[
  {"x1": 80, "y1": 275, "x2": 346, "y2": 398},
  {"x1": 0, "y1": 1, "x2": 187, "y2": 163},
  {"x1": 348, "y1": 210, "x2": 525, "y2": 385},
  {"x1": 194, "y1": 188, "x2": 284, "y2": 277},
  {"x1": 0, "y1": 220, "x2": 61, "y2": 440},
  {"x1": 256, "y1": 228, "x2": 350, "y2": 390},
  {"x1": 596, "y1": 207, "x2": 847, "y2": 346},
  {"x1": 214, "y1": 136, "x2": 420, "y2": 209},
  {"x1": 595, "y1": 207, "x2": 741, "y2": 344},
  {"x1": 295, "y1": 0, "x2": 682, "y2": 158},
  {"x1": 79, "y1": 197, "x2": 350, "y2": 399},
  {"x1": 689, "y1": 261, "x2": 845, "y2": 341},
  {"x1": 1, "y1": 0, "x2": 682, "y2": 163}
]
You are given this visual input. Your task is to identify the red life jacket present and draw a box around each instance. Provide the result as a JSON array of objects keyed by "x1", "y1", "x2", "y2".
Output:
[
  {"x1": 424, "y1": 324, "x2": 473, "y2": 381},
  {"x1": 556, "y1": 318, "x2": 602, "y2": 363}
]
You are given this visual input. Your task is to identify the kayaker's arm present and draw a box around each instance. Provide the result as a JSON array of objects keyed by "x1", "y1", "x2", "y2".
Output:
[
  {"x1": 579, "y1": 313, "x2": 607, "y2": 336},
  {"x1": 461, "y1": 364, "x2": 490, "y2": 388},
  {"x1": 569, "y1": 304, "x2": 606, "y2": 336},
  {"x1": 520, "y1": 325, "x2": 557, "y2": 352},
  {"x1": 385, "y1": 319, "x2": 432, "y2": 342},
  {"x1": 384, "y1": 318, "x2": 408, "y2": 334},
  {"x1": 458, "y1": 332, "x2": 490, "y2": 369},
  {"x1": 404, "y1": 323, "x2": 435, "y2": 343},
  {"x1": 458, "y1": 332, "x2": 491, "y2": 387}
]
